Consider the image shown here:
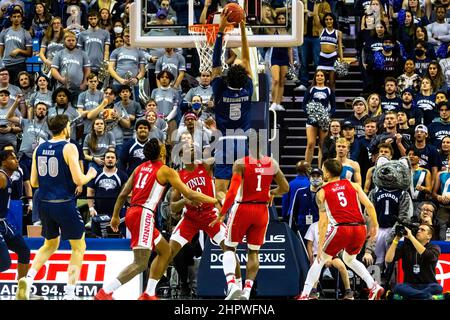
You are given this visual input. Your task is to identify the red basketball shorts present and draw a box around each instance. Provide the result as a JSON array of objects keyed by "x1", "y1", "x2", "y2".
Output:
[
  {"x1": 323, "y1": 224, "x2": 367, "y2": 257},
  {"x1": 125, "y1": 206, "x2": 161, "y2": 250}
]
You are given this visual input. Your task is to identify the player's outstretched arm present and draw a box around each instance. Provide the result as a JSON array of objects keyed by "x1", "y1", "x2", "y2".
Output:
[
  {"x1": 211, "y1": 9, "x2": 232, "y2": 80},
  {"x1": 352, "y1": 182, "x2": 379, "y2": 240},
  {"x1": 63, "y1": 143, "x2": 97, "y2": 186},
  {"x1": 239, "y1": 19, "x2": 252, "y2": 78}
]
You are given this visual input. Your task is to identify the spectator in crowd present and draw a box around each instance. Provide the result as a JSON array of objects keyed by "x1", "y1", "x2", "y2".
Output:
[
  {"x1": 414, "y1": 26, "x2": 436, "y2": 59},
  {"x1": 321, "y1": 119, "x2": 341, "y2": 162},
  {"x1": 29, "y1": 75, "x2": 52, "y2": 117},
  {"x1": 359, "y1": 117, "x2": 379, "y2": 185},
  {"x1": 29, "y1": 1, "x2": 51, "y2": 41},
  {"x1": 426, "y1": 5, "x2": 450, "y2": 50},
  {"x1": 438, "y1": 135, "x2": 450, "y2": 170},
  {"x1": 340, "y1": 120, "x2": 363, "y2": 161},
  {"x1": 367, "y1": 92, "x2": 383, "y2": 120},
  {"x1": 39, "y1": 16, "x2": 64, "y2": 79},
  {"x1": 294, "y1": 0, "x2": 330, "y2": 92},
  {"x1": 0, "y1": 8, "x2": 31, "y2": 85},
  {"x1": 0, "y1": 89, "x2": 22, "y2": 149},
  {"x1": 48, "y1": 87, "x2": 81, "y2": 140},
  {"x1": 180, "y1": 95, "x2": 205, "y2": 125},
  {"x1": 381, "y1": 77, "x2": 402, "y2": 112},
  {"x1": 90, "y1": 2, "x2": 121, "y2": 23},
  {"x1": 433, "y1": 157, "x2": 450, "y2": 238},
  {"x1": 174, "y1": 112, "x2": 211, "y2": 154},
  {"x1": 6, "y1": 100, "x2": 50, "y2": 173},
  {"x1": 108, "y1": 27, "x2": 146, "y2": 103},
  {"x1": 83, "y1": 118, "x2": 116, "y2": 171},
  {"x1": 439, "y1": 43, "x2": 450, "y2": 88},
  {"x1": 385, "y1": 223, "x2": 442, "y2": 300},
  {"x1": 77, "y1": 73, "x2": 104, "y2": 141},
  {"x1": 397, "y1": 59, "x2": 422, "y2": 93},
  {"x1": 428, "y1": 102, "x2": 450, "y2": 147},
  {"x1": 115, "y1": 85, "x2": 142, "y2": 143},
  {"x1": 78, "y1": 10, "x2": 110, "y2": 75},
  {"x1": 155, "y1": 47, "x2": 186, "y2": 91},
  {"x1": 303, "y1": 70, "x2": 336, "y2": 165},
  {"x1": 60, "y1": 0, "x2": 87, "y2": 30},
  {"x1": 369, "y1": 111, "x2": 411, "y2": 159},
  {"x1": 411, "y1": 202, "x2": 442, "y2": 240},
  {"x1": 98, "y1": 8, "x2": 113, "y2": 33},
  {"x1": 397, "y1": 110, "x2": 414, "y2": 141},
  {"x1": 51, "y1": 30, "x2": 91, "y2": 108},
  {"x1": 86, "y1": 149, "x2": 128, "y2": 235},
  {"x1": 182, "y1": 71, "x2": 214, "y2": 119},
  {"x1": 400, "y1": 88, "x2": 423, "y2": 126},
  {"x1": 366, "y1": 0, "x2": 390, "y2": 28},
  {"x1": 414, "y1": 77, "x2": 436, "y2": 125},
  {"x1": 364, "y1": 143, "x2": 394, "y2": 193},
  {"x1": 414, "y1": 41, "x2": 432, "y2": 77},
  {"x1": 17, "y1": 71, "x2": 34, "y2": 117},
  {"x1": 426, "y1": 61, "x2": 448, "y2": 93},
  {"x1": 402, "y1": 0, "x2": 431, "y2": 27},
  {"x1": 87, "y1": 87, "x2": 130, "y2": 157},
  {"x1": 335, "y1": 137, "x2": 362, "y2": 185},
  {"x1": 344, "y1": 97, "x2": 369, "y2": 138},
  {"x1": 281, "y1": 160, "x2": 313, "y2": 237},
  {"x1": 396, "y1": 10, "x2": 415, "y2": 56},
  {"x1": 408, "y1": 147, "x2": 432, "y2": 213},
  {"x1": 414, "y1": 124, "x2": 441, "y2": 183},
  {"x1": 143, "y1": 98, "x2": 168, "y2": 133},
  {"x1": 0, "y1": 68, "x2": 20, "y2": 101},
  {"x1": 144, "y1": 110, "x2": 166, "y2": 142}
]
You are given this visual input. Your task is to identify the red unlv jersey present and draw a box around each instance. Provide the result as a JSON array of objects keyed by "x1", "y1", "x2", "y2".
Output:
[
  {"x1": 130, "y1": 160, "x2": 166, "y2": 212},
  {"x1": 237, "y1": 156, "x2": 276, "y2": 203},
  {"x1": 322, "y1": 179, "x2": 365, "y2": 225},
  {"x1": 179, "y1": 164, "x2": 215, "y2": 212}
]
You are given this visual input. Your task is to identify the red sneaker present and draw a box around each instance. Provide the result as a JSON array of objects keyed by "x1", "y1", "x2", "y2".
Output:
[
  {"x1": 295, "y1": 294, "x2": 310, "y2": 300},
  {"x1": 138, "y1": 292, "x2": 158, "y2": 300},
  {"x1": 368, "y1": 282, "x2": 385, "y2": 300},
  {"x1": 94, "y1": 288, "x2": 114, "y2": 300}
]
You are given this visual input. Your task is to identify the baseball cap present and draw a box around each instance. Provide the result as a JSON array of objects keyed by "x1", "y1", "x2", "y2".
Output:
[
  {"x1": 415, "y1": 124, "x2": 428, "y2": 134},
  {"x1": 0, "y1": 88, "x2": 10, "y2": 95},
  {"x1": 352, "y1": 96, "x2": 367, "y2": 106},
  {"x1": 184, "y1": 112, "x2": 198, "y2": 121},
  {"x1": 310, "y1": 168, "x2": 323, "y2": 176},
  {"x1": 156, "y1": 8, "x2": 168, "y2": 19},
  {"x1": 342, "y1": 120, "x2": 355, "y2": 130}
]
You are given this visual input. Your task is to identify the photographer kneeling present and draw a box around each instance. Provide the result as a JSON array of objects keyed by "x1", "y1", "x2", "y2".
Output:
[{"x1": 385, "y1": 224, "x2": 442, "y2": 300}]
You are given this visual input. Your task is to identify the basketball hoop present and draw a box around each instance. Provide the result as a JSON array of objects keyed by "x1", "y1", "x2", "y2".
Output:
[{"x1": 188, "y1": 24, "x2": 234, "y2": 73}]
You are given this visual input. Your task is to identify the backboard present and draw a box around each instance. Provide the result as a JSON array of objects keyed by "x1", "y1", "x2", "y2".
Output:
[{"x1": 130, "y1": 0, "x2": 304, "y2": 48}]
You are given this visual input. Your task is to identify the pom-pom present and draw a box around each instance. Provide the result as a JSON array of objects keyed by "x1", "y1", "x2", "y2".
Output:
[
  {"x1": 334, "y1": 60, "x2": 349, "y2": 78},
  {"x1": 305, "y1": 101, "x2": 331, "y2": 130},
  {"x1": 373, "y1": 51, "x2": 385, "y2": 70}
]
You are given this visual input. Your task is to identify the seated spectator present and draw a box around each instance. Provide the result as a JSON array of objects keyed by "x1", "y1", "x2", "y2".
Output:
[
  {"x1": 426, "y1": 61, "x2": 448, "y2": 93},
  {"x1": 83, "y1": 118, "x2": 116, "y2": 171},
  {"x1": 144, "y1": 110, "x2": 166, "y2": 143},
  {"x1": 385, "y1": 223, "x2": 442, "y2": 300},
  {"x1": 400, "y1": 88, "x2": 423, "y2": 127},
  {"x1": 381, "y1": 77, "x2": 403, "y2": 112},
  {"x1": 397, "y1": 59, "x2": 422, "y2": 94},
  {"x1": 415, "y1": 77, "x2": 436, "y2": 125},
  {"x1": 369, "y1": 111, "x2": 411, "y2": 159},
  {"x1": 438, "y1": 135, "x2": 450, "y2": 170},
  {"x1": 428, "y1": 102, "x2": 450, "y2": 147},
  {"x1": 142, "y1": 98, "x2": 168, "y2": 133},
  {"x1": 0, "y1": 68, "x2": 21, "y2": 101},
  {"x1": 182, "y1": 71, "x2": 214, "y2": 119},
  {"x1": 408, "y1": 147, "x2": 432, "y2": 213},
  {"x1": 411, "y1": 202, "x2": 442, "y2": 240},
  {"x1": 344, "y1": 97, "x2": 369, "y2": 138}
]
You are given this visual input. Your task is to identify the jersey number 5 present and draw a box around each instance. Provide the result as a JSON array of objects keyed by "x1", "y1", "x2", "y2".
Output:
[{"x1": 337, "y1": 192, "x2": 348, "y2": 207}]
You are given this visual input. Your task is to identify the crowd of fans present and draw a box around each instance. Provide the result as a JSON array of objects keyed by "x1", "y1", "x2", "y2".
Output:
[{"x1": 0, "y1": 0, "x2": 448, "y2": 299}]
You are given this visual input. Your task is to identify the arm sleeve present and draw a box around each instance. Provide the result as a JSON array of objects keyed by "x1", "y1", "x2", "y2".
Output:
[{"x1": 220, "y1": 173, "x2": 242, "y2": 215}]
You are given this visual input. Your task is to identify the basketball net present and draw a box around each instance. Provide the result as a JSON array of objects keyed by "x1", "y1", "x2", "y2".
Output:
[{"x1": 189, "y1": 24, "x2": 234, "y2": 73}]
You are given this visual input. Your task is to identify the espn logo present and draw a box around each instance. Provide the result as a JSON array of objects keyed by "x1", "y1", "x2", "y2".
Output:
[{"x1": 0, "y1": 253, "x2": 106, "y2": 283}]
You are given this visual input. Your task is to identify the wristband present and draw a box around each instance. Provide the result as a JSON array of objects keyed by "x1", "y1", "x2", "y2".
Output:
[{"x1": 393, "y1": 239, "x2": 399, "y2": 245}]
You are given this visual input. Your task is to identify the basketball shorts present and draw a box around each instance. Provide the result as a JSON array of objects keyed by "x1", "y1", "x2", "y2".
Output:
[
  {"x1": 171, "y1": 209, "x2": 226, "y2": 247},
  {"x1": 214, "y1": 138, "x2": 248, "y2": 180},
  {"x1": 125, "y1": 206, "x2": 161, "y2": 250},
  {"x1": 323, "y1": 224, "x2": 366, "y2": 257},
  {"x1": 225, "y1": 203, "x2": 269, "y2": 250},
  {"x1": 40, "y1": 199, "x2": 85, "y2": 240}
]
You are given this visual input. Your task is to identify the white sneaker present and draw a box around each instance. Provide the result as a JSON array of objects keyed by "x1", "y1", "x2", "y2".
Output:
[
  {"x1": 269, "y1": 103, "x2": 277, "y2": 111},
  {"x1": 276, "y1": 104, "x2": 285, "y2": 111},
  {"x1": 16, "y1": 278, "x2": 30, "y2": 300},
  {"x1": 240, "y1": 289, "x2": 250, "y2": 300},
  {"x1": 225, "y1": 284, "x2": 241, "y2": 300},
  {"x1": 293, "y1": 84, "x2": 307, "y2": 91}
]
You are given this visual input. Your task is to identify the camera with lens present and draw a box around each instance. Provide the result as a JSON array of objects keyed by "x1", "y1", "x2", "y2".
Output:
[{"x1": 394, "y1": 216, "x2": 419, "y2": 237}]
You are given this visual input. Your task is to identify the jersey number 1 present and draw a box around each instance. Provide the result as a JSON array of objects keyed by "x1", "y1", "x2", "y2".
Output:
[{"x1": 256, "y1": 174, "x2": 262, "y2": 191}]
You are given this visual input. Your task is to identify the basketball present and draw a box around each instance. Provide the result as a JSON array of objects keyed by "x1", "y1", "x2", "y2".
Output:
[{"x1": 225, "y1": 2, "x2": 245, "y2": 25}]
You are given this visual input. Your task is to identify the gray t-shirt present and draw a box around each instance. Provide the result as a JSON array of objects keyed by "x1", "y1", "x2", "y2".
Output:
[
  {"x1": 149, "y1": 126, "x2": 165, "y2": 143},
  {"x1": 19, "y1": 118, "x2": 51, "y2": 158},
  {"x1": 41, "y1": 37, "x2": 65, "y2": 61},
  {"x1": 150, "y1": 87, "x2": 180, "y2": 116},
  {"x1": 183, "y1": 85, "x2": 214, "y2": 120},
  {"x1": 116, "y1": 100, "x2": 142, "y2": 141},
  {"x1": 0, "y1": 27, "x2": 32, "y2": 66},
  {"x1": 48, "y1": 106, "x2": 80, "y2": 140},
  {"x1": 109, "y1": 46, "x2": 146, "y2": 85},
  {"x1": 51, "y1": 48, "x2": 91, "y2": 89},
  {"x1": 78, "y1": 28, "x2": 110, "y2": 71},
  {"x1": 155, "y1": 52, "x2": 186, "y2": 81},
  {"x1": 0, "y1": 105, "x2": 21, "y2": 147},
  {"x1": 101, "y1": 105, "x2": 129, "y2": 145},
  {"x1": 30, "y1": 90, "x2": 53, "y2": 108},
  {"x1": 77, "y1": 89, "x2": 104, "y2": 134},
  {"x1": 83, "y1": 131, "x2": 115, "y2": 157}
]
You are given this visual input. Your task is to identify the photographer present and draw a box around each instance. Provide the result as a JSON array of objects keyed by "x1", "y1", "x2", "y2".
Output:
[{"x1": 385, "y1": 224, "x2": 442, "y2": 300}]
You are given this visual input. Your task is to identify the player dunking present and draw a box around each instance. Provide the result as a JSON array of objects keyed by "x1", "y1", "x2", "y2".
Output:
[
  {"x1": 298, "y1": 159, "x2": 384, "y2": 300},
  {"x1": 169, "y1": 133, "x2": 241, "y2": 291},
  {"x1": 210, "y1": 135, "x2": 290, "y2": 300},
  {"x1": 211, "y1": 8, "x2": 253, "y2": 202},
  {"x1": 95, "y1": 138, "x2": 220, "y2": 300},
  {"x1": 17, "y1": 115, "x2": 98, "y2": 300}
]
